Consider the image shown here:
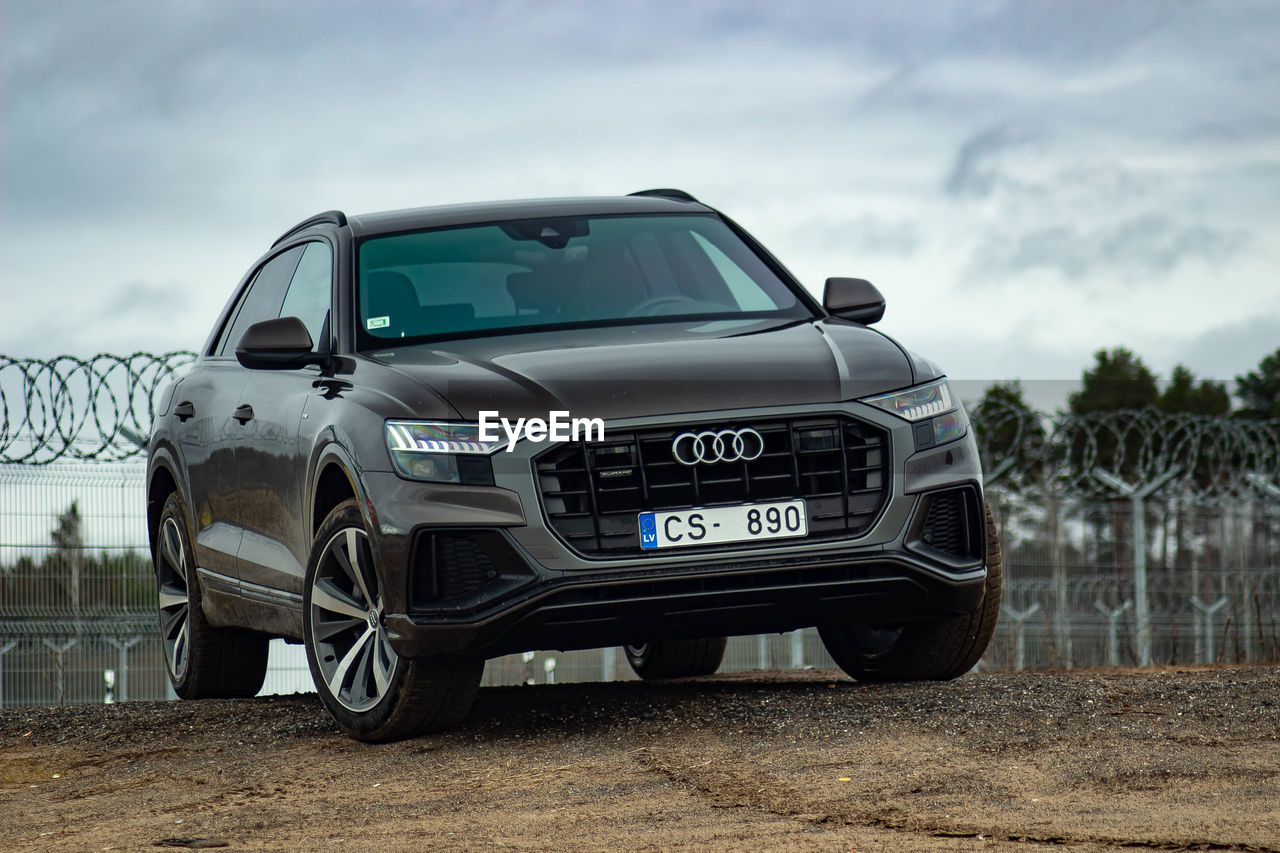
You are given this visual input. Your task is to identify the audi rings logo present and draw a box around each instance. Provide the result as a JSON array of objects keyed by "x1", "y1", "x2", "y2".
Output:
[{"x1": 671, "y1": 428, "x2": 765, "y2": 466}]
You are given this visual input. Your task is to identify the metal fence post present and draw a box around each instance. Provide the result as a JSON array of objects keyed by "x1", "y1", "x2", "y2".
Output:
[
  {"x1": 41, "y1": 638, "x2": 78, "y2": 705},
  {"x1": 521, "y1": 650, "x2": 536, "y2": 685},
  {"x1": 1047, "y1": 491, "x2": 1072, "y2": 668},
  {"x1": 1091, "y1": 466, "x2": 1181, "y2": 667},
  {"x1": 789, "y1": 630, "x2": 805, "y2": 669},
  {"x1": 1001, "y1": 603, "x2": 1040, "y2": 670},
  {"x1": 757, "y1": 634, "x2": 769, "y2": 670},
  {"x1": 1190, "y1": 596, "x2": 1230, "y2": 664},
  {"x1": 0, "y1": 640, "x2": 17, "y2": 708},
  {"x1": 1093, "y1": 599, "x2": 1132, "y2": 666},
  {"x1": 1244, "y1": 475, "x2": 1280, "y2": 664},
  {"x1": 104, "y1": 635, "x2": 142, "y2": 702}
]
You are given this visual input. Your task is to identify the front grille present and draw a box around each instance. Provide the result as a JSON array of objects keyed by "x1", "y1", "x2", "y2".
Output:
[{"x1": 534, "y1": 415, "x2": 890, "y2": 557}]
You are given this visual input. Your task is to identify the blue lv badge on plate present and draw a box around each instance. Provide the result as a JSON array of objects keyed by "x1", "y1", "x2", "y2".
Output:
[{"x1": 639, "y1": 513, "x2": 657, "y2": 549}]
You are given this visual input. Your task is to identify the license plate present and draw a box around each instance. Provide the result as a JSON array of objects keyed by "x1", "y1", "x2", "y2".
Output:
[{"x1": 638, "y1": 500, "x2": 807, "y2": 550}]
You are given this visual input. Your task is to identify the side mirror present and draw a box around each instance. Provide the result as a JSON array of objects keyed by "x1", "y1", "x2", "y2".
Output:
[
  {"x1": 235, "y1": 317, "x2": 324, "y2": 369},
  {"x1": 823, "y1": 277, "x2": 885, "y2": 325}
]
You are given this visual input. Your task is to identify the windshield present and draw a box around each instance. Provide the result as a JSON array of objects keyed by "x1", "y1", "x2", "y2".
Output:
[{"x1": 355, "y1": 213, "x2": 810, "y2": 347}]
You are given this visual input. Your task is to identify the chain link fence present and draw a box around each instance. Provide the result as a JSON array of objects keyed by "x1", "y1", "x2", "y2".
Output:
[{"x1": 2, "y1": 353, "x2": 1278, "y2": 707}]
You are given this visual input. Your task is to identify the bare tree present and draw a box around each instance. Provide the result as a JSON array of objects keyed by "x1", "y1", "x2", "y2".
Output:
[{"x1": 51, "y1": 501, "x2": 84, "y2": 622}]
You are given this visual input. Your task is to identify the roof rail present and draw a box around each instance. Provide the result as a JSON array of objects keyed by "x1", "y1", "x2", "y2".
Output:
[
  {"x1": 272, "y1": 210, "x2": 348, "y2": 247},
  {"x1": 628, "y1": 188, "x2": 700, "y2": 203}
]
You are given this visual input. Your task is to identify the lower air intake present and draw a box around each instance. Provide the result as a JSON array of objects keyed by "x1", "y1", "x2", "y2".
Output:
[{"x1": 910, "y1": 486, "x2": 983, "y2": 564}]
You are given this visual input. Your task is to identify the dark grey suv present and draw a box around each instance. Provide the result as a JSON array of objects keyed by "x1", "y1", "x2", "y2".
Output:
[{"x1": 146, "y1": 189, "x2": 1001, "y2": 741}]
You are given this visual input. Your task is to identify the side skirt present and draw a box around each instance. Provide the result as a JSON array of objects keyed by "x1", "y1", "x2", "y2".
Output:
[{"x1": 197, "y1": 567, "x2": 304, "y2": 640}]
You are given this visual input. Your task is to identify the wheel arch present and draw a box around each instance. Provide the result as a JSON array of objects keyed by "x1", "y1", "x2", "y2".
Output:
[
  {"x1": 308, "y1": 442, "x2": 374, "y2": 542},
  {"x1": 146, "y1": 451, "x2": 184, "y2": 565},
  {"x1": 312, "y1": 461, "x2": 358, "y2": 540}
]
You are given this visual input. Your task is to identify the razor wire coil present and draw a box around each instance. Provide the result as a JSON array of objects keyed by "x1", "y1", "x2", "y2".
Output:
[
  {"x1": 971, "y1": 401, "x2": 1280, "y2": 503},
  {"x1": 0, "y1": 352, "x2": 197, "y2": 464}
]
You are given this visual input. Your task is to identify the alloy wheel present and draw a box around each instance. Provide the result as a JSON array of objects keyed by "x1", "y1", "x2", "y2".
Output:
[
  {"x1": 309, "y1": 527, "x2": 399, "y2": 712},
  {"x1": 156, "y1": 515, "x2": 191, "y2": 681}
]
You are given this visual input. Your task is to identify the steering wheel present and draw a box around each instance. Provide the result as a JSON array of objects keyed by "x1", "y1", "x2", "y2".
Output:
[{"x1": 626, "y1": 294, "x2": 702, "y2": 317}]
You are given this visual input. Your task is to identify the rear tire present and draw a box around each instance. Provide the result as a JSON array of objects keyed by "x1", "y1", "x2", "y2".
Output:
[
  {"x1": 624, "y1": 637, "x2": 727, "y2": 680},
  {"x1": 155, "y1": 491, "x2": 269, "y2": 699},
  {"x1": 304, "y1": 499, "x2": 482, "y2": 742},
  {"x1": 819, "y1": 502, "x2": 1003, "y2": 682}
]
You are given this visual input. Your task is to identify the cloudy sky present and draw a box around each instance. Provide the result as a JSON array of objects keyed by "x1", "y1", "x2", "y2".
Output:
[{"x1": 3, "y1": 0, "x2": 1278, "y2": 395}]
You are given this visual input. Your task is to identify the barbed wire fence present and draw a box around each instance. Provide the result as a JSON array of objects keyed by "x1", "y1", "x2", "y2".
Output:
[
  {"x1": 972, "y1": 398, "x2": 1280, "y2": 671},
  {"x1": 1, "y1": 353, "x2": 200, "y2": 706},
  {"x1": 1, "y1": 353, "x2": 1278, "y2": 707}
]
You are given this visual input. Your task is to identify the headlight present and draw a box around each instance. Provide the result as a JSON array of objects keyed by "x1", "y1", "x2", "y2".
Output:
[
  {"x1": 384, "y1": 420, "x2": 506, "y2": 484},
  {"x1": 860, "y1": 378, "x2": 968, "y2": 449}
]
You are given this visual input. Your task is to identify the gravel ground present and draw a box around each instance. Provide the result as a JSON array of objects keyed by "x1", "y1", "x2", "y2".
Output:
[{"x1": 2, "y1": 666, "x2": 1279, "y2": 851}]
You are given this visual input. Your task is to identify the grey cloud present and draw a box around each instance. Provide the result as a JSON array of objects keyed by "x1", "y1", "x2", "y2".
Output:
[
  {"x1": 7, "y1": 1, "x2": 1278, "y2": 227},
  {"x1": 951, "y1": 0, "x2": 1171, "y2": 66},
  {"x1": 968, "y1": 214, "x2": 1248, "y2": 281},
  {"x1": 1172, "y1": 313, "x2": 1280, "y2": 382},
  {"x1": 943, "y1": 123, "x2": 1035, "y2": 198},
  {"x1": 785, "y1": 214, "x2": 920, "y2": 258},
  {"x1": 106, "y1": 282, "x2": 185, "y2": 314}
]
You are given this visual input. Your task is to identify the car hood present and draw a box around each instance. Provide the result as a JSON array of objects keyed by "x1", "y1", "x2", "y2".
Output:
[{"x1": 372, "y1": 319, "x2": 915, "y2": 422}]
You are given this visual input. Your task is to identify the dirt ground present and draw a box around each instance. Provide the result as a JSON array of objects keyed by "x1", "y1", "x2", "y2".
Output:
[{"x1": 2, "y1": 666, "x2": 1279, "y2": 852}]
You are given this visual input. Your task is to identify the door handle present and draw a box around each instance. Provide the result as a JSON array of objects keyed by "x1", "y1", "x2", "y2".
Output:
[
  {"x1": 174, "y1": 401, "x2": 195, "y2": 422},
  {"x1": 233, "y1": 404, "x2": 255, "y2": 424}
]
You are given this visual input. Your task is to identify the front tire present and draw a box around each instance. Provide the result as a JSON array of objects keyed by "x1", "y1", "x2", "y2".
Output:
[
  {"x1": 819, "y1": 502, "x2": 1003, "y2": 681},
  {"x1": 303, "y1": 499, "x2": 482, "y2": 742},
  {"x1": 624, "y1": 637, "x2": 727, "y2": 680},
  {"x1": 155, "y1": 491, "x2": 268, "y2": 699}
]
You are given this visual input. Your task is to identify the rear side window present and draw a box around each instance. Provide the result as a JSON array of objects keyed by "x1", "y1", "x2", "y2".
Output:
[
  {"x1": 217, "y1": 246, "x2": 305, "y2": 356},
  {"x1": 279, "y1": 242, "x2": 332, "y2": 349}
]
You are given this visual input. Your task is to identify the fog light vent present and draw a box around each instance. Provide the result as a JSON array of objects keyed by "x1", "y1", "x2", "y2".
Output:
[
  {"x1": 435, "y1": 534, "x2": 499, "y2": 598},
  {"x1": 926, "y1": 492, "x2": 967, "y2": 556},
  {"x1": 412, "y1": 532, "x2": 500, "y2": 605},
  {"x1": 909, "y1": 486, "x2": 982, "y2": 564}
]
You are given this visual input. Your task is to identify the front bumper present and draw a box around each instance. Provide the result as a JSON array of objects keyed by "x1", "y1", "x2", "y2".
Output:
[
  {"x1": 368, "y1": 402, "x2": 989, "y2": 661},
  {"x1": 384, "y1": 543, "x2": 986, "y2": 659}
]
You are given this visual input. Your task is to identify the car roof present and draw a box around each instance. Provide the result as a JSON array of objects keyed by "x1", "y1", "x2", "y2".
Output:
[{"x1": 345, "y1": 194, "x2": 712, "y2": 239}]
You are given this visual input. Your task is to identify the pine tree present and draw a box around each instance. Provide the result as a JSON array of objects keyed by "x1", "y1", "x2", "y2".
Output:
[
  {"x1": 1235, "y1": 347, "x2": 1280, "y2": 419},
  {"x1": 1159, "y1": 365, "x2": 1230, "y2": 416},
  {"x1": 1069, "y1": 348, "x2": 1159, "y2": 414}
]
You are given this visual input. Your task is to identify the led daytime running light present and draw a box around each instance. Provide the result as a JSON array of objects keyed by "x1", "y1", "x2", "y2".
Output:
[
  {"x1": 385, "y1": 421, "x2": 505, "y2": 455},
  {"x1": 860, "y1": 379, "x2": 957, "y2": 423},
  {"x1": 900, "y1": 384, "x2": 952, "y2": 421}
]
